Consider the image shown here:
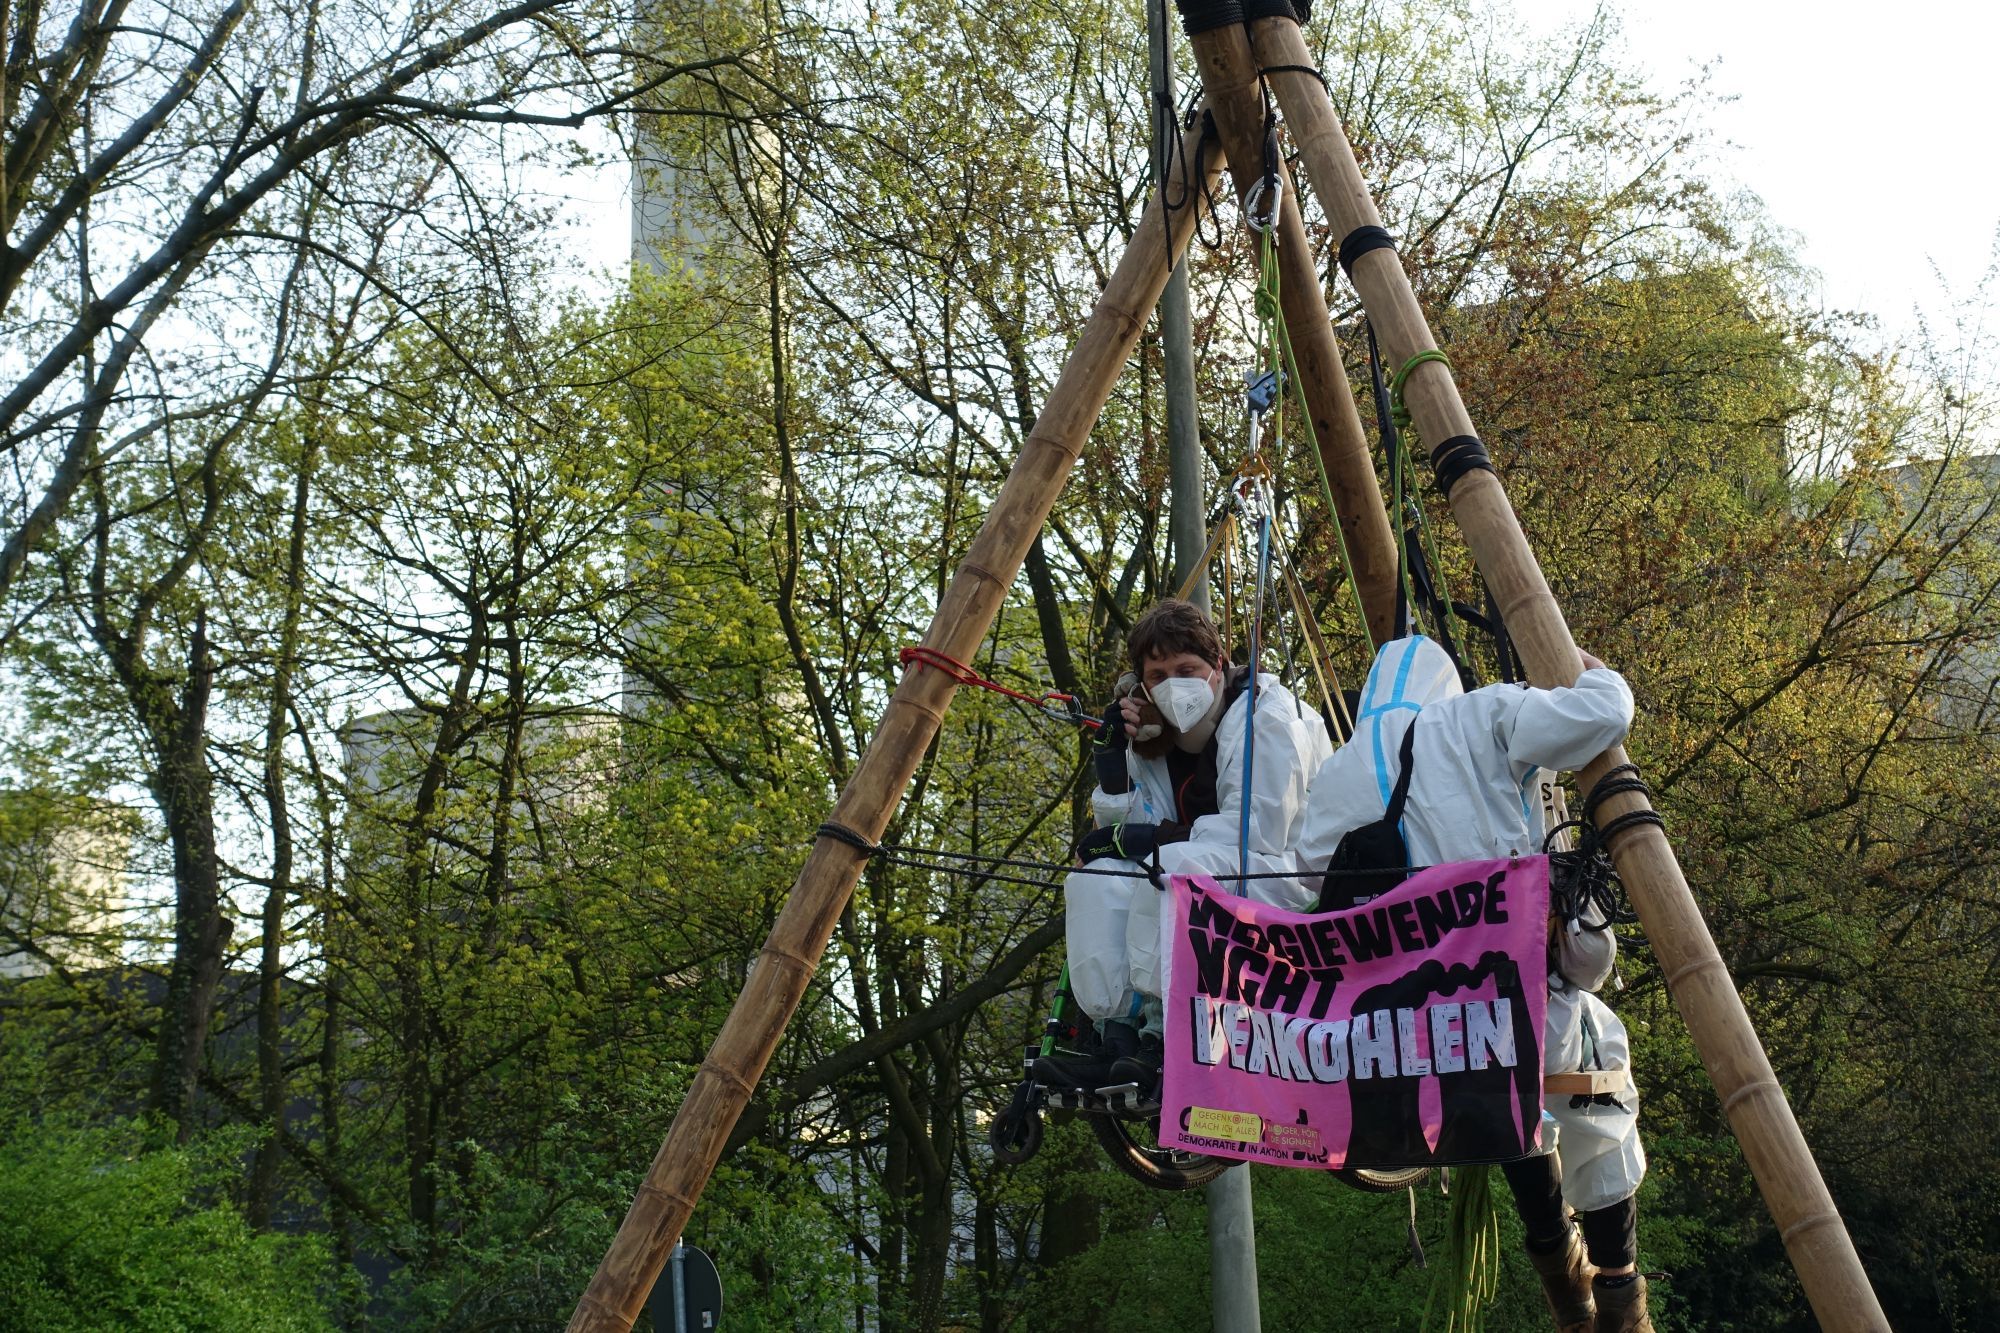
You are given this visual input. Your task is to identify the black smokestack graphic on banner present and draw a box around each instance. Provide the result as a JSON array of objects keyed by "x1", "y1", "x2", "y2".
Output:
[{"x1": 1162, "y1": 859, "x2": 1549, "y2": 1170}]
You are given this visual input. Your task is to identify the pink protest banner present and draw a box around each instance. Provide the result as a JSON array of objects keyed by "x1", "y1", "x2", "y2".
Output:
[{"x1": 1160, "y1": 858, "x2": 1550, "y2": 1170}]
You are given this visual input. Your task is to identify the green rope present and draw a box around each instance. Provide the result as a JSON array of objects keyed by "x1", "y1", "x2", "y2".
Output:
[
  {"x1": 1255, "y1": 223, "x2": 1377, "y2": 656},
  {"x1": 1389, "y1": 348, "x2": 1452, "y2": 434},
  {"x1": 1421, "y1": 1164, "x2": 1503, "y2": 1332}
]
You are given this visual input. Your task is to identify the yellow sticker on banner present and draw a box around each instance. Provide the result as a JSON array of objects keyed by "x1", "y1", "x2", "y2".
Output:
[{"x1": 1185, "y1": 1108, "x2": 1263, "y2": 1143}]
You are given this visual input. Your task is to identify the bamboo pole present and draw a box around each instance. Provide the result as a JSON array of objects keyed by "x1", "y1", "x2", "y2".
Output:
[
  {"x1": 565, "y1": 114, "x2": 1229, "y2": 1333},
  {"x1": 1185, "y1": 23, "x2": 1401, "y2": 646},
  {"x1": 1243, "y1": 15, "x2": 1888, "y2": 1329}
]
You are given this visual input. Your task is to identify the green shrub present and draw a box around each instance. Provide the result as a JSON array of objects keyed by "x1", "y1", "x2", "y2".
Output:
[{"x1": 0, "y1": 1117, "x2": 334, "y2": 1332}]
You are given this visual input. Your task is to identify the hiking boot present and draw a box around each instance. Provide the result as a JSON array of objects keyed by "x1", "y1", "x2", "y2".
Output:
[
  {"x1": 1525, "y1": 1225, "x2": 1596, "y2": 1332},
  {"x1": 1032, "y1": 1051, "x2": 1114, "y2": 1089},
  {"x1": 1108, "y1": 1031, "x2": 1163, "y2": 1097},
  {"x1": 1593, "y1": 1273, "x2": 1653, "y2": 1333},
  {"x1": 1033, "y1": 1020, "x2": 1141, "y2": 1092}
]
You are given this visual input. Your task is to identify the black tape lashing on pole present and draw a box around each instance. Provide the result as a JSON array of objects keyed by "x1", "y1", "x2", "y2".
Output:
[
  {"x1": 1429, "y1": 435, "x2": 1496, "y2": 499},
  {"x1": 1245, "y1": 0, "x2": 1310, "y2": 21},
  {"x1": 1174, "y1": 0, "x2": 1244, "y2": 35},
  {"x1": 1337, "y1": 225, "x2": 1396, "y2": 280},
  {"x1": 1174, "y1": 0, "x2": 1308, "y2": 37}
]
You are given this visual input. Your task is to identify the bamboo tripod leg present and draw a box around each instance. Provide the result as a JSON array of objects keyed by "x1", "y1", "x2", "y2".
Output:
[
  {"x1": 1243, "y1": 16, "x2": 1888, "y2": 1329},
  {"x1": 1187, "y1": 23, "x2": 1400, "y2": 645},
  {"x1": 564, "y1": 117, "x2": 1229, "y2": 1333}
]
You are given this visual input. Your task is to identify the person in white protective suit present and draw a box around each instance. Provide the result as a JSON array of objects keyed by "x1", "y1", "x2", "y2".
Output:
[
  {"x1": 1054, "y1": 599, "x2": 1332, "y2": 1095},
  {"x1": 1294, "y1": 635, "x2": 1654, "y2": 1333}
]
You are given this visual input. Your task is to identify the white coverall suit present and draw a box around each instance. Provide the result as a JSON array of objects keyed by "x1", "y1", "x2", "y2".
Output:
[
  {"x1": 1293, "y1": 636, "x2": 1647, "y2": 1212},
  {"x1": 1065, "y1": 673, "x2": 1333, "y2": 1037}
]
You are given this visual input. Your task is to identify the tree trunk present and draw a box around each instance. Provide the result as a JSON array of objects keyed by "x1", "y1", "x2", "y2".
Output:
[
  {"x1": 1035, "y1": 1138, "x2": 1103, "y2": 1333},
  {"x1": 251, "y1": 442, "x2": 317, "y2": 1224},
  {"x1": 396, "y1": 604, "x2": 488, "y2": 1233},
  {"x1": 146, "y1": 609, "x2": 232, "y2": 1140}
]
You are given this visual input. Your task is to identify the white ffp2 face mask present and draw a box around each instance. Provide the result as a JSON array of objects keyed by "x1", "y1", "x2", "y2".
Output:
[{"x1": 1149, "y1": 675, "x2": 1218, "y2": 731}]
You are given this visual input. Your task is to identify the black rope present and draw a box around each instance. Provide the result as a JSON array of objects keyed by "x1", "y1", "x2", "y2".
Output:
[
  {"x1": 1257, "y1": 62, "x2": 1330, "y2": 96},
  {"x1": 1189, "y1": 109, "x2": 1228, "y2": 251},
  {"x1": 1402, "y1": 519, "x2": 1478, "y2": 689},
  {"x1": 1153, "y1": 0, "x2": 1200, "y2": 269},
  {"x1": 1483, "y1": 581, "x2": 1521, "y2": 684},
  {"x1": 830, "y1": 837, "x2": 1435, "y2": 889},
  {"x1": 1430, "y1": 433, "x2": 1495, "y2": 499},
  {"x1": 1543, "y1": 831, "x2": 1630, "y2": 933},
  {"x1": 1542, "y1": 764, "x2": 1666, "y2": 933},
  {"x1": 1172, "y1": 0, "x2": 1309, "y2": 39},
  {"x1": 871, "y1": 854, "x2": 1074, "y2": 895},
  {"x1": 1337, "y1": 225, "x2": 1397, "y2": 280},
  {"x1": 1584, "y1": 765, "x2": 1661, "y2": 837},
  {"x1": 1173, "y1": 0, "x2": 1244, "y2": 37},
  {"x1": 816, "y1": 821, "x2": 880, "y2": 856},
  {"x1": 1357, "y1": 320, "x2": 1518, "y2": 685},
  {"x1": 1245, "y1": 0, "x2": 1309, "y2": 21}
]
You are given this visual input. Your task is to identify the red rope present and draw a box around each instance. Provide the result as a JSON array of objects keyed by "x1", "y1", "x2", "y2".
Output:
[{"x1": 898, "y1": 646, "x2": 1102, "y2": 730}]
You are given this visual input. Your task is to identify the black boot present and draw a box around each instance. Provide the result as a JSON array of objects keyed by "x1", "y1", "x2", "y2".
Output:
[
  {"x1": 1107, "y1": 1025, "x2": 1162, "y2": 1097},
  {"x1": 1034, "y1": 1020, "x2": 1140, "y2": 1091}
]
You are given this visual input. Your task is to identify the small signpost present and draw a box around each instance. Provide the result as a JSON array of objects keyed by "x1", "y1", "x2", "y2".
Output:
[{"x1": 649, "y1": 1242, "x2": 722, "y2": 1333}]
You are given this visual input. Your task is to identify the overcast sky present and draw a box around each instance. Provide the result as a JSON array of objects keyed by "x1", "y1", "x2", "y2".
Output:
[
  {"x1": 1514, "y1": 0, "x2": 1999, "y2": 346},
  {"x1": 552, "y1": 1, "x2": 1999, "y2": 350}
]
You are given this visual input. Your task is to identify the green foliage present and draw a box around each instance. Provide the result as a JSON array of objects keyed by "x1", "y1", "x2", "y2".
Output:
[
  {"x1": 3, "y1": 0, "x2": 1998, "y2": 1330},
  {"x1": 0, "y1": 1119, "x2": 335, "y2": 1332}
]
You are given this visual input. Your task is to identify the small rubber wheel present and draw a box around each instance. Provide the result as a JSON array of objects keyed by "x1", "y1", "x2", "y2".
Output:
[{"x1": 989, "y1": 1103, "x2": 1043, "y2": 1165}]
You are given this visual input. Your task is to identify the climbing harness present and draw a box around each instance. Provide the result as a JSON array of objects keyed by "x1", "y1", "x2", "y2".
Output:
[{"x1": 897, "y1": 645, "x2": 1102, "y2": 731}]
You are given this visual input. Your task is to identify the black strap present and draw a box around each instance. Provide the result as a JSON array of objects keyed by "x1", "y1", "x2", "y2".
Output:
[
  {"x1": 1188, "y1": 110, "x2": 1227, "y2": 251},
  {"x1": 1430, "y1": 434, "x2": 1495, "y2": 498},
  {"x1": 1337, "y1": 225, "x2": 1397, "y2": 280},
  {"x1": 1402, "y1": 522, "x2": 1477, "y2": 689},
  {"x1": 1382, "y1": 718, "x2": 1419, "y2": 828},
  {"x1": 1361, "y1": 320, "x2": 1411, "y2": 640}
]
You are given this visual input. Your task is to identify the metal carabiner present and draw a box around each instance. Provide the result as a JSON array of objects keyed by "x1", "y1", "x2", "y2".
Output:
[{"x1": 1241, "y1": 175, "x2": 1282, "y2": 233}]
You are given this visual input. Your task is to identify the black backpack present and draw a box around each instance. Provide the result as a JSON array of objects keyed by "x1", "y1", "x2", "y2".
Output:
[{"x1": 1314, "y1": 718, "x2": 1419, "y2": 913}]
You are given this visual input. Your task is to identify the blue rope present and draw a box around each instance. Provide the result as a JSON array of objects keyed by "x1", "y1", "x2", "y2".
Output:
[{"x1": 1238, "y1": 501, "x2": 1274, "y2": 874}]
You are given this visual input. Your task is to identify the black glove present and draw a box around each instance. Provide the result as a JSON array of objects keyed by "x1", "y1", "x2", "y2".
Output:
[
  {"x1": 1093, "y1": 700, "x2": 1132, "y2": 794},
  {"x1": 1076, "y1": 821, "x2": 1190, "y2": 864}
]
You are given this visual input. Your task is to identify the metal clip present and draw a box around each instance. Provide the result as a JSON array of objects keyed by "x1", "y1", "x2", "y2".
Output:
[
  {"x1": 1242, "y1": 175, "x2": 1282, "y2": 233},
  {"x1": 1042, "y1": 692, "x2": 1097, "y2": 729}
]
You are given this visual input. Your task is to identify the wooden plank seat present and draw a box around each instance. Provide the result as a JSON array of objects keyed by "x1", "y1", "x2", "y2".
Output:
[{"x1": 1544, "y1": 1069, "x2": 1629, "y2": 1096}]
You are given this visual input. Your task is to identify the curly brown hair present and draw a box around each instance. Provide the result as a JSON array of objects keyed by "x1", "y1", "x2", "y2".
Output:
[{"x1": 1126, "y1": 599, "x2": 1225, "y2": 676}]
